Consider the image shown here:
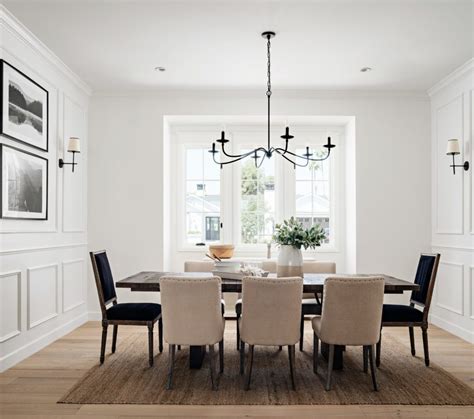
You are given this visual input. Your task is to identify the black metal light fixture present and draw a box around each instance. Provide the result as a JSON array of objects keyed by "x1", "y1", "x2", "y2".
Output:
[
  {"x1": 446, "y1": 138, "x2": 469, "y2": 174},
  {"x1": 58, "y1": 137, "x2": 80, "y2": 172},
  {"x1": 209, "y1": 31, "x2": 335, "y2": 168}
]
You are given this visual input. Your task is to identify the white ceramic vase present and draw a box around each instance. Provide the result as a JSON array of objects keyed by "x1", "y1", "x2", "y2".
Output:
[{"x1": 277, "y1": 245, "x2": 303, "y2": 277}]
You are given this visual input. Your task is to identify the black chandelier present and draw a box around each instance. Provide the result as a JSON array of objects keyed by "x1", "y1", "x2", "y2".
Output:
[{"x1": 209, "y1": 31, "x2": 335, "y2": 168}]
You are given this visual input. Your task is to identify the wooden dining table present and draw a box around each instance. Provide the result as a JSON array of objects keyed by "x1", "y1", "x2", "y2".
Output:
[{"x1": 116, "y1": 271, "x2": 419, "y2": 370}]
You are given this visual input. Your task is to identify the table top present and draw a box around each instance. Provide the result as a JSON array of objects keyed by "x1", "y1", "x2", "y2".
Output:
[{"x1": 116, "y1": 271, "x2": 419, "y2": 294}]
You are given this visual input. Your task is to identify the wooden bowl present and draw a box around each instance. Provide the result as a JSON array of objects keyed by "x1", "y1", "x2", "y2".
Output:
[{"x1": 209, "y1": 244, "x2": 235, "y2": 259}]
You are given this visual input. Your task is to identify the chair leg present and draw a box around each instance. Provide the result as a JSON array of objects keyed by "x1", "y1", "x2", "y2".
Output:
[
  {"x1": 288, "y1": 345, "x2": 296, "y2": 390},
  {"x1": 278, "y1": 345, "x2": 283, "y2": 351},
  {"x1": 219, "y1": 339, "x2": 224, "y2": 373},
  {"x1": 409, "y1": 326, "x2": 416, "y2": 356},
  {"x1": 368, "y1": 345, "x2": 378, "y2": 391},
  {"x1": 313, "y1": 333, "x2": 319, "y2": 374},
  {"x1": 363, "y1": 345, "x2": 368, "y2": 373},
  {"x1": 111, "y1": 325, "x2": 118, "y2": 353},
  {"x1": 209, "y1": 344, "x2": 217, "y2": 390},
  {"x1": 245, "y1": 345, "x2": 254, "y2": 391},
  {"x1": 376, "y1": 331, "x2": 382, "y2": 368},
  {"x1": 240, "y1": 340, "x2": 245, "y2": 375},
  {"x1": 236, "y1": 313, "x2": 240, "y2": 351},
  {"x1": 147, "y1": 322, "x2": 154, "y2": 367},
  {"x1": 167, "y1": 344, "x2": 175, "y2": 390},
  {"x1": 100, "y1": 322, "x2": 108, "y2": 364},
  {"x1": 325, "y1": 344, "x2": 334, "y2": 391},
  {"x1": 421, "y1": 326, "x2": 430, "y2": 366},
  {"x1": 158, "y1": 318, "x2": 163, "y2": 353},
  {"x1": 299, "y1": 315, "x2": 304, "y2": 351},
  {"x1": 178, "y1": 345, "x2": 181, "y2": 351}
]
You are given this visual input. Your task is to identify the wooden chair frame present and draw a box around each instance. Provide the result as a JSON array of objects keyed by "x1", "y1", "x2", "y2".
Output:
[
  {"x1": 376, "y1": 253, "x2": 440, "y2": 367},
  {"x1": 90, "y1": 250, "x2": 163, "y2": 366}
]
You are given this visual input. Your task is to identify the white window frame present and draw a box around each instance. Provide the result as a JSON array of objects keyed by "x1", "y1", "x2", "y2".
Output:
[{"x1": 172, "y1": 124, "x2": 343, "y2": 254}]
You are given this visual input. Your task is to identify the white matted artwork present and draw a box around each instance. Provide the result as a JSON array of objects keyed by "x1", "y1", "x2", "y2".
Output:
[
  {"x1": 1, "y1": 60, "x2": 48, "y2": 151},
  {"x1": 1, "y1": 144, "x2": 48, "y2": 220}
]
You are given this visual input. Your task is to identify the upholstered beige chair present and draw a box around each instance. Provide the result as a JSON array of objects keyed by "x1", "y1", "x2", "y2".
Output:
[
  {"x1": 159, "y1": 276, "x2": 225, "y2": 390},
  {"x1": 312, "y1": 276, "x2": 384, "y2": 391},
  {"x1": 300, "y1": 261, "x2": 336, "y2": 351},
  {"x1": 239, "y1": 276, "x2": 303, "y2": 390},
  {"x1": 184, "y1": 260, "x2": 214, "y2": 273}
]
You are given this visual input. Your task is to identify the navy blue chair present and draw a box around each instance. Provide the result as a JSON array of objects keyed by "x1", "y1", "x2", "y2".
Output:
[
  {"x1": 376, "y1": 253, "x2": 440, "y2": 367},
  {"x1": 90, "y1": 250, "x2": 163, "y2": 366}
]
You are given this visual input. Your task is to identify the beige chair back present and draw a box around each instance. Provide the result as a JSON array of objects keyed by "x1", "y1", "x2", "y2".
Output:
[
  {"x1": 260, "y1": 260, "x2": 277, "y2": 273},
  {"x1": 302, "y1": 261, "x2": 336, "y2": 299},
  {"x1": 303, "y1": 261, "x2": 336, "y2": 274},
  {"x1": 319, "y1": 276, "x2": 384, "y2": 346},
  {"x1": 159, "y1": 276, "x2": 224, "y2": 345},
  {"x1": 240, "y1": 277, "x2": 303, "y2": 346},
  {"x1": 184, "y1": 260, "x2": 214, "y2": 272}
]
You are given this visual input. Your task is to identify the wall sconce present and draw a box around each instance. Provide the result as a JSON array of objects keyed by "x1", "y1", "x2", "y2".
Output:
[
  {"x1": 446, "y1": 139, "x2": 469, "y2": 174},
  {"x1": 59, "y1": 137, "x2": 80, "y2": 172}
]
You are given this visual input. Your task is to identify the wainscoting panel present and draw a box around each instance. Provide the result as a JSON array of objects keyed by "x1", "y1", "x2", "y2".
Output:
[
  {"x1": 62, "y1": 94, "x2": 86, "y2": 233},
  {"x1": 0, "y1": 271, "x2": 21, "y2": 342},
  {"x1": 27, "y1": 264, "x2": 59, "y2": 329},
  {"x1": 436, "y1": 95, "x2": 464, "y2": 234},
  {"x1": 436, "y1": 262, "x2": 464, "y2": 315},
  {"x1": 470, "y1": 266, "x2": 474, "y2": 319},
  {"x1": 62, "y1": 259, "x2": 85, "y2": 313}
]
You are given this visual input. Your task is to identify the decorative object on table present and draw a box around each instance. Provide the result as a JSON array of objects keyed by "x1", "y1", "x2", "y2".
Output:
[
  {"x1": 446, "y1": 138, "x2": 469, "y2": 174},
  {"x1": 59, "y1": 137, "x2": 80, "y2": 172},
  {"x1": 1, "y1": 144, "x2": 48, "y2": 220},
  {"x1": 208, "y1": 32, "x2": 335, "y2": 169},
  {"x1": 213, "y1": 260, "x2": 241, "y2": 273},
  {"x1": 1, "y1": 60, "x2": 48, "y2": 151},
  {"x1": 273, "y1": 217, "x2": 326, "y2": 277},
  {"x1": 209, "y1": 244, "x2": 235, "y2": 259},
  {"x1": 266, "y1": 242, "x2": 272, "y2": 259}
]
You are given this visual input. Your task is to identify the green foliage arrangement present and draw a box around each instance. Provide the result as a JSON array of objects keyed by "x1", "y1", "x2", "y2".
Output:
[{"x1": 272, "y1": 217, "x2": 326, "y2": 250}]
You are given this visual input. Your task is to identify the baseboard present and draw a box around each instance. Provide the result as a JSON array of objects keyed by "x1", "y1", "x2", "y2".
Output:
[
  {"x1": 429, "y1": 313, "x2": 474, "y2": 344},
  {"x1": 88, "y1": 311, "x2": 102, "y2": 321},
  {"x1": 0, "y1": 312, "x2": 88, "y2": 372}
]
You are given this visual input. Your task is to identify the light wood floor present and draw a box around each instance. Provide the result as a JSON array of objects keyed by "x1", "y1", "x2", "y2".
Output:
[{"x1": 0, "y1": 321, "x2": 473, "y2": 418}]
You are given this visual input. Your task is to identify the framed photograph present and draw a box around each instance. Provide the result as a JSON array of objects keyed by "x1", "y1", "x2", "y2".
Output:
[
  {"x1": 1, "y1": 60, "x2": 49, "y2": 151},
  {"x1": 1, "y1": 144, "x2": 48, "y2": 220}
]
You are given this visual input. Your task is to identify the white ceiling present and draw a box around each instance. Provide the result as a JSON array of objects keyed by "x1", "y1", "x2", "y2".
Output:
[{"x1": 4, "y1": 0, "x2": 473, "y2": 92}]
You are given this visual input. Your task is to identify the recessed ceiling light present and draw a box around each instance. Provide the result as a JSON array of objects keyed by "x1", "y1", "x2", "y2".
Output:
[
  {"x1": 360, "y1": 67, "x2": 372, "y2": 72},
  {"x1": 154, "y1": 66, "x2": 166, "y2": 72}
]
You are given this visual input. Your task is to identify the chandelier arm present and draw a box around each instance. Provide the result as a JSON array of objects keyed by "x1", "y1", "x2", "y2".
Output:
[
  {"x1": 220, "y1": 144, "x2": 256, "y2": 159},
  {"x1": 274, "y1": 147, "x2": 331, "y2": 162},
  {"x1": 255, "y1": 152, "x2": 267, "y2": 168},
  {"x1": 274, "y1": 149, "x2": 310, "y2": 168}
]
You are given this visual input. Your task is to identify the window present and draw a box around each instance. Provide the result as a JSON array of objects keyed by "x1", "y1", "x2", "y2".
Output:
[
  {"x1": 174, "y1": 126, "x2": 340, "y2": 251},
  {"x1": 295, "y1": 150, "x2": 331, "y2": 243},
  {"x1": 185, "y1": 148, "x2": 220, "y2": 244},
  {"x1": 240, "y1": 152, "x2": 275, "y2": 244}
]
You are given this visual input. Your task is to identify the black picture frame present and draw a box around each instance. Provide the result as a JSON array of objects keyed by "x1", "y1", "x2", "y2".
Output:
[
  {"x1": 0, "y1": 143, "x2": 49, "y2": 220},
  {"x1": 0, "y1": 59, "x2": 49, "y2": 152}
]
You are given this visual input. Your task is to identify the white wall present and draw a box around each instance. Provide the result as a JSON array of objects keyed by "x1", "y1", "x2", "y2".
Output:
[
  {"x1": 0, "y1": 7, "x2": 90, "y2": 371},
  {"x1": 88, "y1": 89, "x2": 431, "y2": 314},
  {"x1": 429, "y1": 60, "x2": 473, "y2": 343}
]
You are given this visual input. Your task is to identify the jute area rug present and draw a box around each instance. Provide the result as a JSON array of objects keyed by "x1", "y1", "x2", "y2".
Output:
[{"x1": 59, "y1": 330, "x2": 474, "y2": 405}]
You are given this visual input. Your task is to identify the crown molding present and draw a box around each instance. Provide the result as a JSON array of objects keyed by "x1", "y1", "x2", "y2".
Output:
[
  {"x1": 92, "y1": 87, "x2": 429, "y2": 101},
  {"x1": 0, "y1": 5, "x2": 92, "y2": 96},
  {"x1": 428, "y1": 58, "x2": 474, "y2": 97}
]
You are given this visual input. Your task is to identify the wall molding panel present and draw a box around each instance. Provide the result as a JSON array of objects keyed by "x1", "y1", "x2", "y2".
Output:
[
  {"x1": 0, "y1": 271, "x2": 21, "y2": 343},
  {"x1": 62, "y1": 259, "x2": 85, "y2": 313},
  {"x1": 27, "y1": 264, "x2": 59, "y2": 329},
  {"x1": 430, "y1": 59, "x2": 473, "y2": 342}
]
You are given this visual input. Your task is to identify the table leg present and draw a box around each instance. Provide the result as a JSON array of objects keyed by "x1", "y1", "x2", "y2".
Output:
[
  {"x1": 321, "y1": 342, "x2": 344, "y2": 370},
  {"x1": 189, "y1": 345, "x2": 206, "y2": 369}
]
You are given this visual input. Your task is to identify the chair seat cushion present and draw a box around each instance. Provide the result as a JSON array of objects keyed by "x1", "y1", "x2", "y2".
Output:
[
  {"x1": 106, "y1": 303, "x2": 161, "y2": 321},
  {"x1": 312, "y1": 315, "x2": 322, "y2": 335},
  {"x1": 235, "y1": 299, "x2": 242, "y2": 316},
  {"x1": 382, "y1": 304, "x2": 424, "y2": 323}
]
